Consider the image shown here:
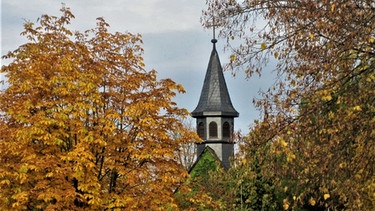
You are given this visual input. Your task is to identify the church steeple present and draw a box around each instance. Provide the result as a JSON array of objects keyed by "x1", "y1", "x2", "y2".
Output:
[
  {"x1": 192, "y1": 38, "x2": 239, "y2": 169},
  {"x1": 191, "y1": 39, "x2": 239, "y2": 118}
]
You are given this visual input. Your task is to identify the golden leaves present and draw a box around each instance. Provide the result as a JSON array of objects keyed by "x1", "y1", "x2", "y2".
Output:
[
  {"x1": 309, "y1": 197, "x2": 316, "y2": 206},
  {"x1": 260, "y1": 42, "x2": 267, "y2": 50},
  {"x1": 230, "y1": 54, "x2": 236, "y2": 62},
  {"x1": 366, "y1": 73, "x2": 375, "y2": 82},
  {"x1": 283, "y1": 198, "x2": 290, "y2": 210},
  {"x1": 322, "y1": 94, "x2": 332, "y2": 101},
  {"x1": 280, "y1": 139, "x2": 288, "y2": 147},
  {"x1": 274, "y1": 51, "x2": 279, "y2": 59},
  {"x1": 331, "y1": 4, "x2": 336, "y2": 12},
  {"x1": 317, "y1": 89, "x2": 333, "y2": 101},
  {"x1": 352, "y1": 105, "x2": 362, "y2": 111},
  {"x1": 0, "y1": 7, "x2": 194, "y2": 210}
]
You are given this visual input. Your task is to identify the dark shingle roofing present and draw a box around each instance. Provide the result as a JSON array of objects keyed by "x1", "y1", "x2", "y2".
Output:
[{"x1": 192, "y1": 39, "x2": 239, "y2": 117}]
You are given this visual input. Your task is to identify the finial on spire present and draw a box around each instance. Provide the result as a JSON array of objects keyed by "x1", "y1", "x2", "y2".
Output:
[{"x1": 211, "y1": 16, "x2": 218, "y2": 44}]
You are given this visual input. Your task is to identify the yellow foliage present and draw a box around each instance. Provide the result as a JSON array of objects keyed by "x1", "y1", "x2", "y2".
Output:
[
  {"x1": 284, "y1": 186, "x2": 288, "y2": 192},
  {"x1": 283, "y1": 198, "x2": 290, "y2": 210},
  {"x1": 286, "y1": 153, "x2": 296, "y2": 162},
  {"x1": 260, "y1": 42, "x2": 267, "y2": 50},
  {"x1": 322, "y1": 94, "x2": 332, "y2": 101},
  {"x1": 280, "y1": 139, "x2": 288, "y2": 147},
  {"x1": 309, "y1": 197, "x2": 316, "y2": 206},
  {"x1": 352, "y1": 105, "x2": 362, "y2": 111},
  {"x1": 0, "y1": 7, "x2": 198, "y2": 210},
  {"x1": 331, "y1": 4, "x2": 336, "y2": 12}
]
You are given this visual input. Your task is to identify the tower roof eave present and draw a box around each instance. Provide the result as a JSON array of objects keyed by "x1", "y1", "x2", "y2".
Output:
[{"x1": 191, "y1": 110, "x2": 239, "y2": 118}]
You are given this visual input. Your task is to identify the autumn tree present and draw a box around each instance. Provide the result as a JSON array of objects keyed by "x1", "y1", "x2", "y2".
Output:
[
  {"x1": 230, "y1": 135, "x2": 283, "y2": 211},
  {"x1": 173, "y1": 117, "x2": 198, "y2": 171},
  {"x1": 0, "y1": 7, "x2": 199, "y2": 210},
  {"x1": 175, "y1": 148, "x2": 226, "y2": 210},
  {"x1": 192, "y1": 129, "x2": 283, "y2": 211},
  {"x1": 204, "y1": 0, "x2": 375, "y2": 210}
]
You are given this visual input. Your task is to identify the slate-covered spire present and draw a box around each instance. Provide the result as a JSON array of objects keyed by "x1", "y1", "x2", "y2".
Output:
[{"x1": 192, "y1": 39, "x2": 239, "y2": 117}]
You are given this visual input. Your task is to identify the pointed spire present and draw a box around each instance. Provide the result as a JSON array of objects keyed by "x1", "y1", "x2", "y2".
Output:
[{"x1": 192, "y1": 39, "x2": 239, "y2": 117}]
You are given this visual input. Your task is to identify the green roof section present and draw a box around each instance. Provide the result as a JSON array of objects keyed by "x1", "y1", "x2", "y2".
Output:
[{"x1": 189, "y1": 146, "x2": 224, "y2": 180}]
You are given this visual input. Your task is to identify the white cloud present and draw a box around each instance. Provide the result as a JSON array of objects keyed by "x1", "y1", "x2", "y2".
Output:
[{"x1": 1, "y1": 0, "x2": 274, "y2": 134}]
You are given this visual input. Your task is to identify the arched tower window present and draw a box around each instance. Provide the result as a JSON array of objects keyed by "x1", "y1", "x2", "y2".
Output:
[
  {"x1": 222, "y1": 122, "x2": 230, "y2": 138},
  {"x1": 197, "y1": 122, "x2": 205, "y2": 139},
  {"x1": 209, "y1": 121, "x2": 218, "y2": 138}
]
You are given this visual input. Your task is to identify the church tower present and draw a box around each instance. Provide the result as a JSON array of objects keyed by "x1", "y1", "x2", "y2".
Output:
[{"x1": 192, "y1": 38, "x2": 239, "y2": 169}]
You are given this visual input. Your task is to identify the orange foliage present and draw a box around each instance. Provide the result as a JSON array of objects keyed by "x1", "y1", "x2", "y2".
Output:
[{"x1": 0, "y1": 7, "x2": 198, "y2": 210}]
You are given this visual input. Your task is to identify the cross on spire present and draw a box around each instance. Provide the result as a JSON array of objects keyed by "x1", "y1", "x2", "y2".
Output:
[
  {"x1": 212, "y1": 16, "x2": 217, "y2": 41},
  {"x1": 210, "y1": 15, "x2": 218, "y2": 44}
]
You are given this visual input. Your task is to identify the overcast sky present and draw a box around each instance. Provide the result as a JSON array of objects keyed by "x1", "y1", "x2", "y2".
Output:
[{"x1": 1, "y1": 0, "x2": 276, "y2": 134}]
